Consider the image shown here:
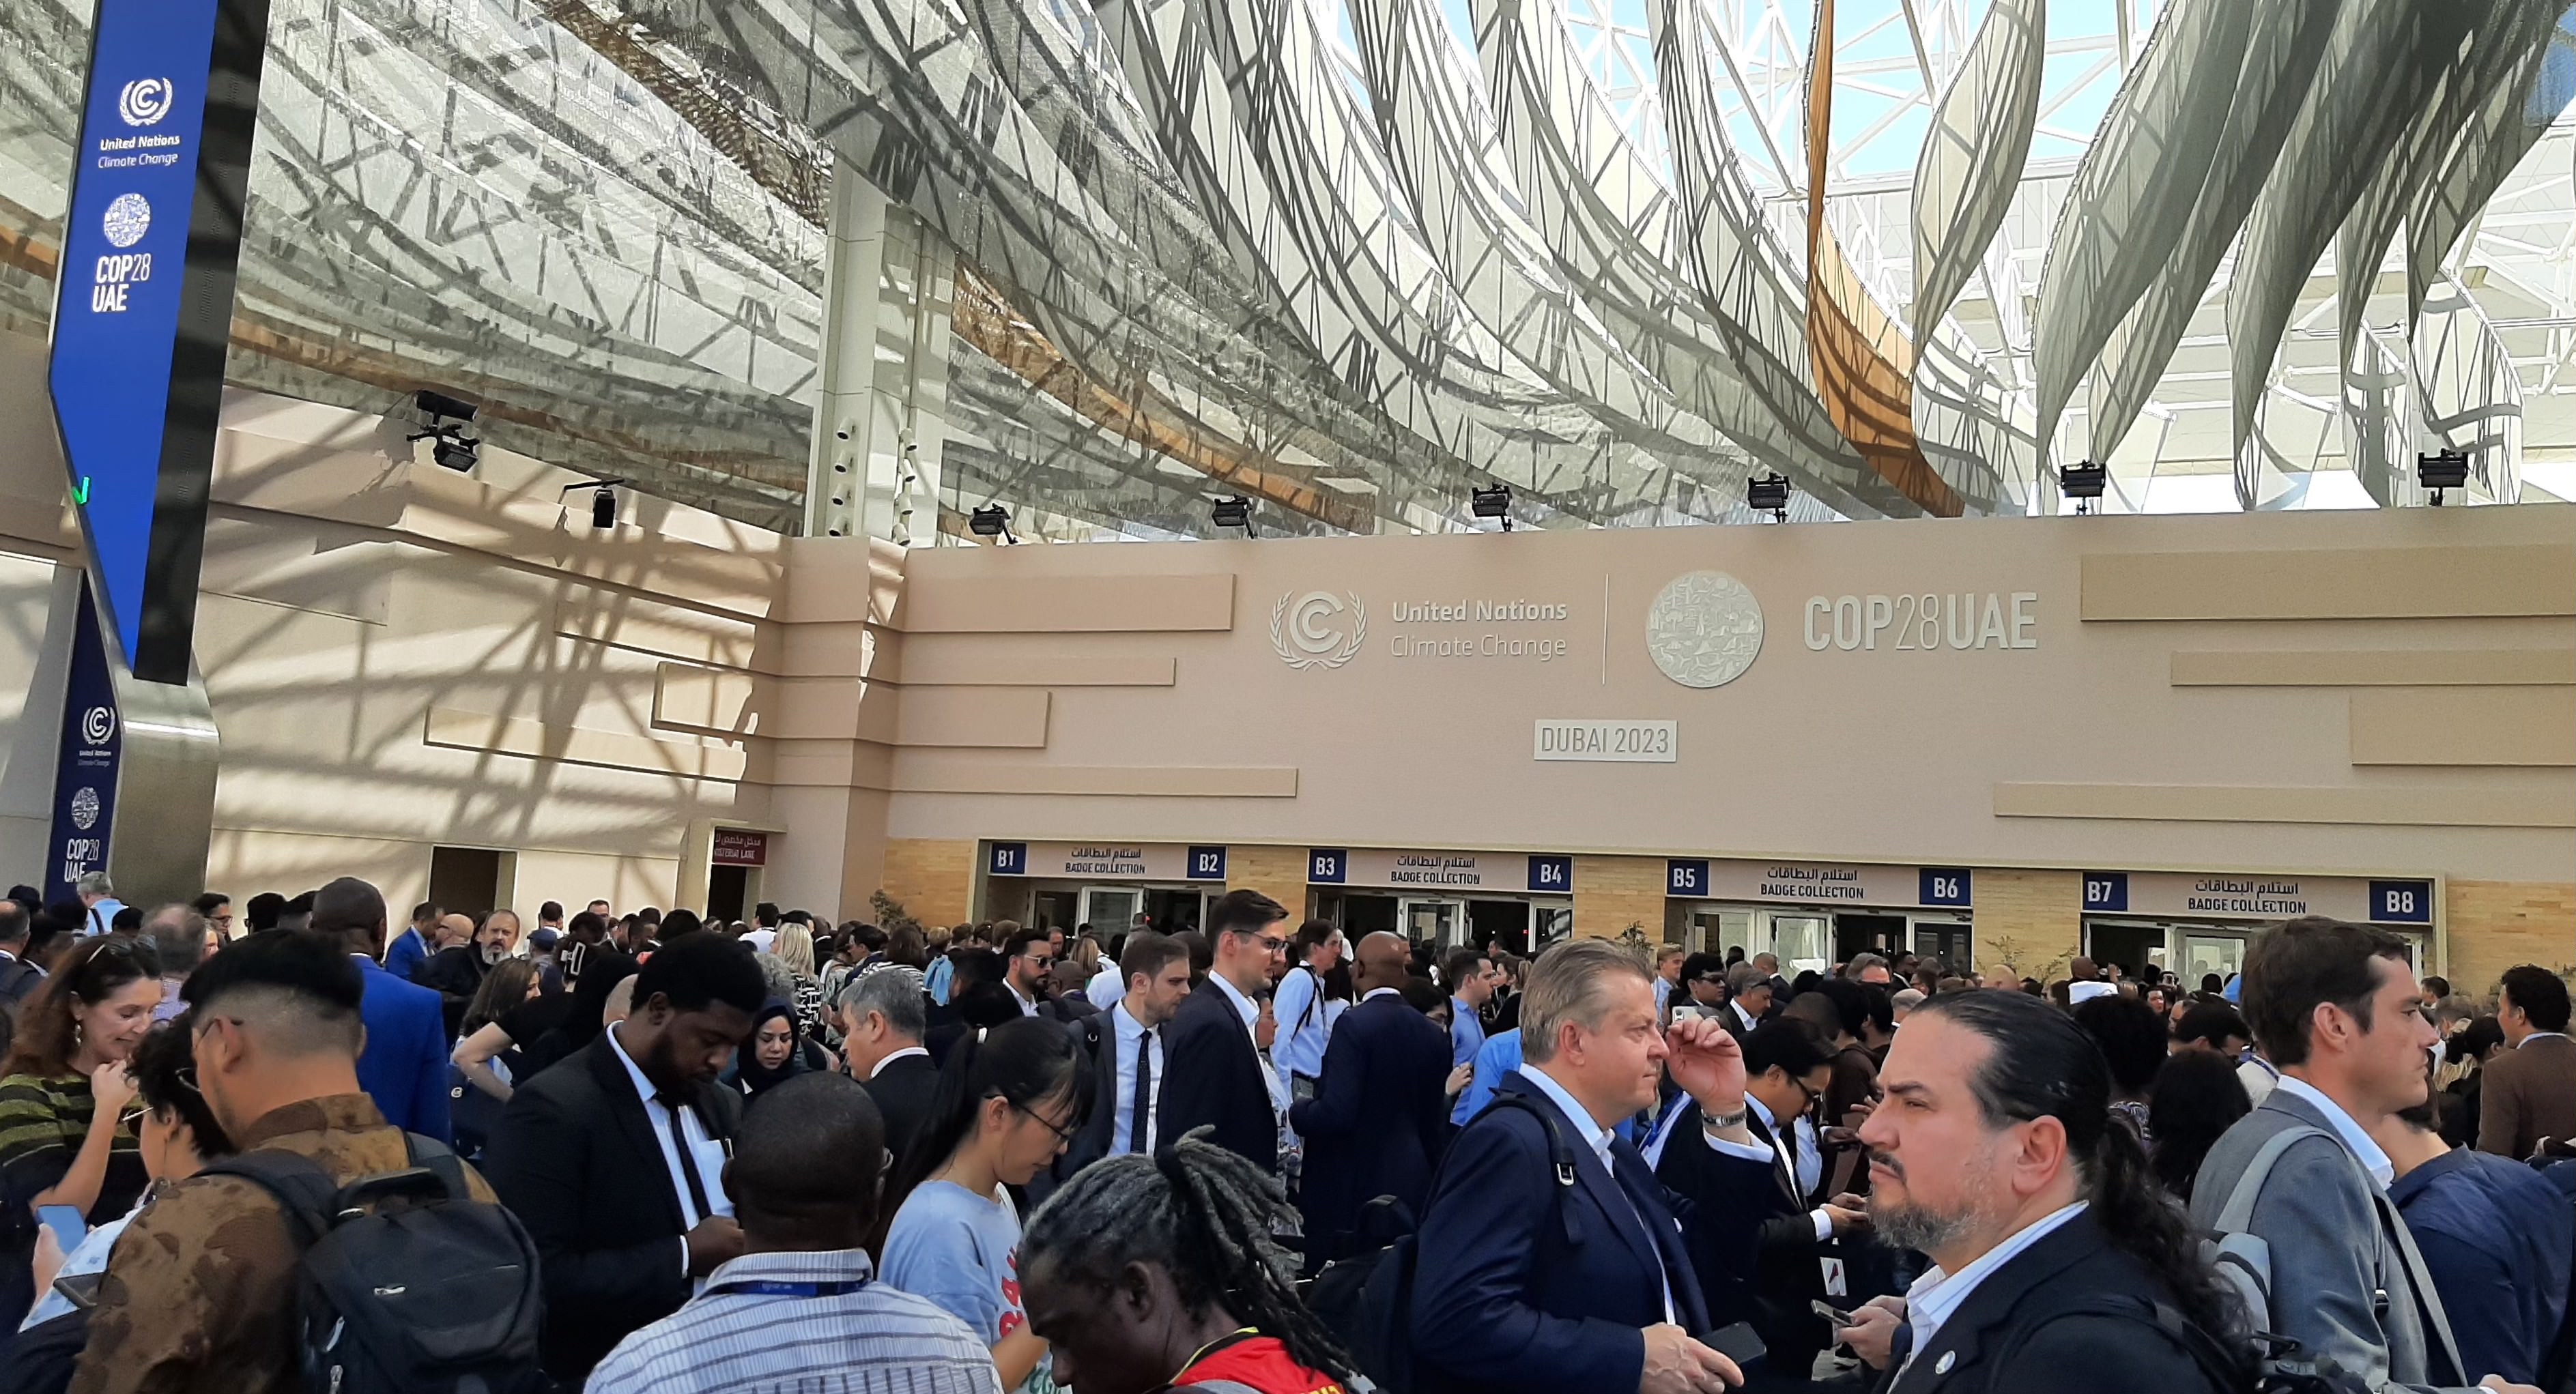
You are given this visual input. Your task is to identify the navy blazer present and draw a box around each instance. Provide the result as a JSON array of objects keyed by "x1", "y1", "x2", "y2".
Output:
[
  {"x1": 354, "y1": 955, "x2": 452, "y2": 1142},
  {"x1": 1657, "y1": 1100, "x2": 1831, "y2": 1374},
  {"x1": 1413, "y1": 1073, "x2": 1756, "y2": 1394},
  {"x1": 1157, "y1": 981, "x2": 1276, "y2": 1173},
  {"x1": 1289, "y1": 991, "x2": 1452, "y2": 1264}
]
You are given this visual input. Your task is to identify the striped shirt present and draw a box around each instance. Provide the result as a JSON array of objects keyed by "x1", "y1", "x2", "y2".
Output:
[{"x1": 587, "y1": 1247, "x2": 1004, "y2": 1394}]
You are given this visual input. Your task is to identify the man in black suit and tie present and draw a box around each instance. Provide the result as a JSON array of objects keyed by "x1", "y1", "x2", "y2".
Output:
[
  {"x1": 1289, "y1": 929, "x2": 1451, "y2": 1267},
  {"x1": 1157, "y1": 889, "x2": 1289, "y2": 1173},
  {"x1": 482, "y1": 933, "x2": 767, "y2": 1384},
  {"x1": 1721, "y1": 963, "x2": 1774, "y2": 1043},
  {"x1": 1657, "y1": 1017, "x2": 1867, "y2": 1389},
  {"x1": 836, "y1": 964, "x2": 938, "y2": 1172},
  {"x1": 1031, "y1": 930, "x2": 1193, "y2": 1204}
]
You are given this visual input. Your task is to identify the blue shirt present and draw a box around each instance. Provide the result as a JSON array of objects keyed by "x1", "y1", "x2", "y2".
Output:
[
  {"x1": 2388, "y1": 1146, "x2": 2574, "y2": 1385},
  {"x1": 1448, "y1": 1000, "x2": 1487, "y2": 1124},
  {"x1": 924, "y1": 955, "x2": 955, "y2": 1006},
  {"x1": 1459, "y1": 1029, "x2": 1523, "y2": 1120},
  {"x1": 882, "y1": 1180, "x2": 1045, "y2": 1389},
  {"x1": 1272, "y1": 965, "x2": 1330, "y2": 1080},
  {"x1": 588, "y1": 1246, "x2": 1001, "y2": 1394}
]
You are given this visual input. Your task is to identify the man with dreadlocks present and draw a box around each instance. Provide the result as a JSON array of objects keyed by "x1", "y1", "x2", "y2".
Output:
[{"x1": 1018, "y1": 1129, "x2": 1360, "y2": 1394}]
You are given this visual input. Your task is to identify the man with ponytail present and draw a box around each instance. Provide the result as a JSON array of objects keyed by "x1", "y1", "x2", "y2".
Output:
[{"x1": 1838, "y1": 988, "x2": 2238, "y2": 1394}]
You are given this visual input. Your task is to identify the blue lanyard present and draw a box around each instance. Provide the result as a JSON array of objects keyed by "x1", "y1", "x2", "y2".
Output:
[{"x1": 710, "y1": 1279, "x2": 870, "y2": 1298}]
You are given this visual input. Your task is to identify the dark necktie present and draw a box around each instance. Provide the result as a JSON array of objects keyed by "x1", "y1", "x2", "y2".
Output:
[
  {"x1": 657, "y1": 1092, "x2": 713, "y2": 1220},
  {"x1": 1130, "y1": 1029, "x2": 1155, "y2": 1154}
]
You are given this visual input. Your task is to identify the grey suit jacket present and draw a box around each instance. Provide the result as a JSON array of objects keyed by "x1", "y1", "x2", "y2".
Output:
[{"x1": 2189, "y1": 1090, "x2": 2478, "y2": 1394}]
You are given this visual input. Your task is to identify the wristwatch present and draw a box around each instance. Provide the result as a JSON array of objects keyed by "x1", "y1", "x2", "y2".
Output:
[{"x1": 1701, "y1": 1104, "x2": 1749, "y2": 1131}]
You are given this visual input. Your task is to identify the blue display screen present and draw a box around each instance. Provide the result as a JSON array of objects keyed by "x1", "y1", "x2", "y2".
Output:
[{"x1": 48, "y1": 0, "x2": 223, "y2": 669}]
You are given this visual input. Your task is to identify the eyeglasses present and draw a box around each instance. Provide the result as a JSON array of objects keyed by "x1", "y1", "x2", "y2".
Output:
[{"x1": 1013, "y1": 1101, "x2": 1079, "y2": 1150}]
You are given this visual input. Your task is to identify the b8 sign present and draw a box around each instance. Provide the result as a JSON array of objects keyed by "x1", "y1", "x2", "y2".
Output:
[{"x1": 2368, "y1": 880, "x2": 2433, "y2": 925}]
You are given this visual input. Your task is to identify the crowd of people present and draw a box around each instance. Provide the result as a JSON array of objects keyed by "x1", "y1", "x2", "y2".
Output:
[{"x1": 0, "y1": 870, "x2": 2568, "y2": 1394}]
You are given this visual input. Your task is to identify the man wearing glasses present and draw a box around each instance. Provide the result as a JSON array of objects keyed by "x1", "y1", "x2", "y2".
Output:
[
  {"x1": 1156, "y1": 889, "x2": 1290, "y2": 1174},
  {"x1": 1000, "y1": 925, "x2": 1052, "y2": 1017}
]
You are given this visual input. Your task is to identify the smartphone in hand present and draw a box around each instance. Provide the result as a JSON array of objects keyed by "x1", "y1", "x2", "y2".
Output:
[{"x1": 1812, "y1": 1299, "x2": 1856, "y2": 1328}]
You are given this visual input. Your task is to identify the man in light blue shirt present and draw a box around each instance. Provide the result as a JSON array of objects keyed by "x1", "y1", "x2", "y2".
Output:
[
  {"x1": 1272, "y1": 921, "x2": 1344, "y2": 1095},
  {"x1": 1445, "y1": 948, "x2": 1498, "y2": 1123}
]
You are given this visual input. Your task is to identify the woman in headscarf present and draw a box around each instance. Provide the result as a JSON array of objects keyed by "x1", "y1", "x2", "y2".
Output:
[{"x1": 729, "y1": 1001, "x2": 812, "y2": 1099}]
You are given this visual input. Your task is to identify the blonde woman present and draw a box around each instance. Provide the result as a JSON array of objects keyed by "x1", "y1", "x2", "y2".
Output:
[{"x1": 775, "y1": 924, "x2": 825, "y2": 1041}]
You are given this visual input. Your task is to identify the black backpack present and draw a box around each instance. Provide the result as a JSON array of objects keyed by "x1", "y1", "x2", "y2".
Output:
[
  {"x1": 203, "y1": 1135, "x2": 548, "y2": 1394},
  {"x1": 1306, "y1": 1091, "x2": 1582, "y2": 1394}
]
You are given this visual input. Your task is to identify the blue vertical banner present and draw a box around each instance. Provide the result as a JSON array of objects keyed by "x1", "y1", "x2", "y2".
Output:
[
  {"x1": 48, "y1": 0, "x2": 269, "y2": 684},
  {"x1": 44, "y1": 581, "x2": 124, "y2": 904}
]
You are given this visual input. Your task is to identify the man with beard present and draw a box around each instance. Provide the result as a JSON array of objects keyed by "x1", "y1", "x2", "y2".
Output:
[
  {"x1": 483, "y1": 932, "x2": 767, "y2": 1383},
  {"x1": 415, "y1": 909, "x2": 521, "y2": 1040},
  {"x1": 1836, "y1": 990, "x2": 2236, "y2": 1394}
]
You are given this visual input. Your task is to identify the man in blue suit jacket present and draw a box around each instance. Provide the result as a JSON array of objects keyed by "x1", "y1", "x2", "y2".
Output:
[
  {"x1": 1291, "y1": 931, "x2": 1452, "y2": 1266},
  {"x1": 1413, "y1": 940, "x2": 1777, "y2": 1394},
  {"x1": 313, "y1": 877, "x2": 452, "y2": 1140}
]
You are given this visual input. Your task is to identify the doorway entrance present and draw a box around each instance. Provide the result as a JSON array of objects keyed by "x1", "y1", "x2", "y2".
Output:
[
  {"x1": 1401, "y1": 897, "x2": 1465, "y2": 946},
  {"x1": 1911, "y1": 922, "x2": 1973, "y2": 971},
  {"x1": 1317, "y1": 891, "x2": 1398, "y2": 937},
  {"x1": 707, "y1": 865, "x2": 750, "y2": 923},
  {"x1": 1833, "y1": 913, "x2": 1907, "y2": 964},
  {"x1": 428, "y1": 845, "x2": 511, "y2": 925}
]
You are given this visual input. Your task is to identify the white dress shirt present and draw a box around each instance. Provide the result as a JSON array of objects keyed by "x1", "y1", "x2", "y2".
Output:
[
  {"x1": 1086, "y1": 961, "x2": 1124, "y2": 1011},
  {"x1": 1010, "y1": 982, "x2": 1040, "y2": 1017},
  {"x1": 1108, "y1": 1000, "x2": 1164, "y2": 1155},
  {"x1": 1209, "y1": 968, "x2": 1261, "y2": 1034},
  {"x1": 867, "y1": 1045, "x2": 929, "y2": 1079},
  {"x1": 1515, "y1": 1065, "x2": 1677, "y2": 1323},
  {"x1": 1900, "y1": 1201, "x2": 2089, "y2": 1369},
  {"x1": 2272, "y1": 1073, "x2": 2395, "y2": 1187},
  {"x1": 1748, "y1": 1093, "x2": 1836, "y2": 1242},
  {"x1": 606, "y1": 1021, "x2": 736, "y2": 1277},
  {"x1": 1731, "y1": 999, "x2": 1761, "y2": 1035}
]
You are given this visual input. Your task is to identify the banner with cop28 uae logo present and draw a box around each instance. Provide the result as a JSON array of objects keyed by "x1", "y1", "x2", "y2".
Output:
[
  {"x1": 44, "y1": 579, "x2": 124, "y2": 905},
  {"x1": 47, "y1": 0, "x2": 269, "y2": 684}
]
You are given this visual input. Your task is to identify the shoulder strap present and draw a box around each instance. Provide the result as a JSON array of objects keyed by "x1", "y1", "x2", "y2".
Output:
[
  {"x1": 1296, "y1": 966, "x2": 1322, "y2": 1032},
  {"x1": 2214, "y1": 1124, "x2": 2328, "y2": 1232},
  {"x1": 201, "y1": 1149, "x2": 341, "y2": 1247},
  {"x1": 1472, "y1": 1091, "x2": 1583, "y2": 1247},
  {"x1": 1990, "y1": 1292, "x2": 2248, "y2": 1394},
  {"x1": 401, "y1": 1132, "x2": 475, "y2": 1200},
  {"x1": 2373, "y1": 1186, "x2": 2467, "y2": 1384}
]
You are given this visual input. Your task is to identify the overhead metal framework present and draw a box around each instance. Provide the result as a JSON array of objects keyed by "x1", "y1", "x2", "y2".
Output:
[{"x1": 2, "y1": 0, "x2": 2570, "y2": 538}]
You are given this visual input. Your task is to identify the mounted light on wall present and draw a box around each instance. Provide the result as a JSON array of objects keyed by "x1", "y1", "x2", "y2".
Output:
[
  {"x1": 2416, "y1": 449, "x2": 2470, "y2": 506},
  {"x1": 408, "y1": 388, "x2": 481, "y2": 473},
  {"x1": 1745, "y1": 471, "x2": 1791, "y2": 521},
  {"x1": 1470, "y1": 484, "x2": 1513, "y2": 531},
  {"x1": 969, "y1": 504, "x2": 1020, "y2": 544},
  {"x1": 1211, "y1": 495, "x2": 1257, "y2": 537},
  {"x1": 558, "y1": 478, "x2": 625, "y2": 529},
  {"x1": 2058, "y1": 460, "x2": 2108, "y2": 515}
]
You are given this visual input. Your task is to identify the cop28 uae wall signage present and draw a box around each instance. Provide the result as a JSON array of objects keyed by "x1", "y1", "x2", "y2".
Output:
[
  {"x1": 44, "y1": 581, "x2": 124, "y2": 903},
  {"x1": 48, "y1": 0, "x2": 270, "y2": 684}
]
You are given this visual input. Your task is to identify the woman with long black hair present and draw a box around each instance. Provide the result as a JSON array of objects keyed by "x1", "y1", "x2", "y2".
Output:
[
  {"x1": 1020, "y1": 1129, "x2": 1360, "y2": 1394},
  {"x1": 878, "y1": 1017, "x2": 1092, "y2": 1393}
]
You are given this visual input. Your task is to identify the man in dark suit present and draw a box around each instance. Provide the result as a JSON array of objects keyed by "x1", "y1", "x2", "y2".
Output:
[
  {"x1": 1721, "y1": 963, "x2": 1773, "y2": 1043},
  {"x1": 2481, "y1": 964, "x2": 2576, "y2": 1161},
  {"x1": 1657, "y1": 1017, "x2": 1865, "y2": 1389},
  {"x1": 1412, "y1": 939, "x2": 1777, "y2": 1394},
  {"x1": 838, "y1": 964, "x2": 938, "y2": 1172},
  {"x1": 311, "y1": 877, "x2": 452, "y2": 1140},
  {"x1": 1033, "y1": 930, "x2": 1193, "y2": 1205},
  {"x1": 1290, "y1": 929, "x2": 1450, "y2": 1266},
  {"x1": 482, "y1": 933, "x2": 767, "y2": 1383},
  {"x1": 1157, "y1": 890, "x2": 1290, "y2": 1173},
  {"x1": 1838, "y1": 989, "x2": 2230, "y2": 1394}
]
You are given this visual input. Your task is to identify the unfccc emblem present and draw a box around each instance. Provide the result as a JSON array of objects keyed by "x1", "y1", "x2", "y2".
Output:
[
  {"x1": 1270, "y1": 591, "x2": 1366, "y2": 670},
  {"x1": 81, "y1": 706, "x2": 116, "y2": 745},
  {"x1": 118, "y1": 77, "x2": 174, "y2": 127}
]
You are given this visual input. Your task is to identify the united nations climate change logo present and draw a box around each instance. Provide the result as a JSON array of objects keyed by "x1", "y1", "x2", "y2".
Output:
[
  {"x1": 102, "y1": 194, "x2": 151, "y2": 250},
  {"x1": 81, "y1": 706, "x2": 116, "y2": 745},
  {"x1": 1645, "y1": 570, "x2": 1764, "y2": 688},
  {"x1": 118, "y1": 77, "x2": 174, "y2": 128},
  {"x1": 1270, "y1": 591, "x2": 1366, "y2": 670},
  {"x1": 70, "y1": 787, "x2": 100, "y2": 832}
]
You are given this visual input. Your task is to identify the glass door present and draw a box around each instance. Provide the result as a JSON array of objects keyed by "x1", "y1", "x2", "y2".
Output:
[
  {"x1": 2181, "y1": 931, "x2": 2248, "y2": 989},
  {"x1": 1531, "y1": 900, "x2": 1574, "y2": 949},
  {"x1": 1401, "y1": 897, "x2": 1465, "y2": 946},
  {"x1": 1080, "y1": 886, "x2": 1145, "y2": 935},
  {"x1": 1687, "y1": 906, "x2": 1758, "y2": 958},
  {"x1": 1769, "y1": 913, "x2": 1830, "y2": 974}
]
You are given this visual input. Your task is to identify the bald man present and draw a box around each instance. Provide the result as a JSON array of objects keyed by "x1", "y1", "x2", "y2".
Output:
[{"x1": 1290, "y1": 930, "x2": 1456, "y2": 1268}]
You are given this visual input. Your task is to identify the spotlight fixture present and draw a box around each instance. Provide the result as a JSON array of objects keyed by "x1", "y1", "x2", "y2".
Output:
[
  {"x1": 2059, "y1": 459, "x2": 2108, "y2": 515},
  {"x1": 1470, "y1": 484, "x2": 1514, "y2": 531},
  {"x1": 969, "y1": 504, "x2": 1019, "y2": 544},
  {"x1": 2416, "y1": 449, "x2": 2470, "y2": 506},
  {"x1": 407, "y1": 388, "x2": 482, "y2": 472},
  {"x1": 558, "y1": 478, "x2": 626, "y2": 529},
  {"x1": 413, "y1": 388, "x2": 480, "y2": 423},
  {"x1": 1745, "y1": 471, "x2": 1791, "y2": 521},
  {"x1": 1211, "y1": 495, "x2": 1257, "y2": 536}
]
